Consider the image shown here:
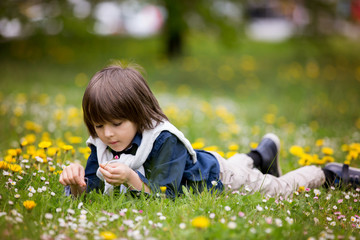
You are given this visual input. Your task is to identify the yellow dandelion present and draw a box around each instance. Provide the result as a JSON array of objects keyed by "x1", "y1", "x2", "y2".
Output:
[
  {"x1": 67, "y1": 136, "x2": 82, "y2": 144},
  {"x1": 7, "y1": 149, "x2": 19, "y2": 157},
  {"x1": 0, "y1": 161, "x2": 9, "y2": 170},
  {"x1": 215, "y1": 106, "x2": 230, "y2": 118},
  {"x1": 78, "y1": 147, "x2": 91, "y2": 155},
  {"x1": 38, "y1": 93, "x2": 50, "y2": 105},
  {"x1": 191, "y1": 216, "x2": 210, "y2": 229},
  {"x1": 55, "y1": 94, "x2": 66, "y2": 107},
  {"x1": 298, "y1": 153, "x2": 312, "y2": 166},
  {"x1": 99, "y1": 231, "x2": 117, "y2": 240},
  {"x1": 164, "y1": 105, "x2": 180, "y2": 119},
  {"x1": 315, "y1": 139, "x2": 324, "y2": 147},
  {"x1": 13, "y1": 106, "x2": 24, "y2": 117},
  {"x1": 26, "y1": 146, "x2": 36, "y2": 157},
  {"x1": 47, "y1": 147, "x2": 59, "y2": 157},
  {"x1": 298, "y1": 186, "x2": 305, "y2": 192},
  {"x1": 23, "y1": 200, "x2": 36, "y2": 210},
  {"x1": 346, "y1": 151, "x2": 359, "y2": 161},
  {"x1": 53, "y1": 109, "x2": 65, "y2": 121},
  {"x1": 228, "y1": 143, "x2": 239, "y2": 151},
  {"x1": 192, "y1": 140, "x2": 205, "y2": 150},
  {"x1": 341, "y1": 144, "x2": 349, "y2": 152},
  {"x1": 20, "y1": 139, "x2": 29, "y2": 147},
  {"x1": 160, "y1": 186, "x2": 167, "y2": 193},
  {"x1": 311, "y1": 154, "x2": 325, "y2": 165},
  {"x1": 62, "y1": 145, "x2": 74, "y2": 151},
  {"x1": 322, "y1": 147, "x2": 334, "y2": 155},
  {"x1": 226, "y1": 151, "x2": 237, "y2": 159},
  {"x1": 24, "y1": 134, "x2": 36, "y2": 144},
  {"x1": 349, "y1": 143, "x2": 360, "y2": 153},
  {"x1": 216, "y1": 151, "x2": 225, "y2": 158},
  {"x1": 228, "y1": 123, "x2": 240, "y2": 134},
  {"x1": 41, "y1": 132, "x2": 51, "y2": 142},
  {"x1": 322, "y1": 156, "x2": 335, "y2": 163},
  {"x1": 9, "y1": 164, "x2": 22, "y2": 172},
  {"x1": 250, "y1": 142, "x2": 258, "y2": 149},
  {"x1": 38, "y1": 141, "x2": 52, "y2": 149},
  {"x1": 54, "y1": 170, "x2": 63, "y2": 175},
  {"x1": 263, "y1": 113, "x2": 276, "y2": 125},
  {"x1": 24, "y1": 121, "x2": 42, "y2": 133},
  {"x1": 35, "y1": 149, "x2": 46, "y2": 159},
  {"x1": 16, "y1": 93, "x2": 27, "y2": 104},
  {"x1": 289, "y1": 146, "x2": 304, "y2": 157},
  {"x1": 203, "y1": 146, "x2": 218, "y2": 152},
  {"x1": 240, "y1": 55, "x2": 256, "y2": 72},
  {"x1": 5, "y1": 155, "x2": 16, "y2": 163}
]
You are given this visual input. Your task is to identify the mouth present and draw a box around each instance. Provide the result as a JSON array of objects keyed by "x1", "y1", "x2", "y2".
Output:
[{"x1": 109, "y1": 141, "x2": 119, "y2": 145}]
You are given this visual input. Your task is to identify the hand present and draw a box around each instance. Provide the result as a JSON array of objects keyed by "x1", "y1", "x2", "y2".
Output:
[
  {"x1": 99, "y1": 162, "x2": 132, "y2": 186},
  {"x1": 59, "y1": 163, "x2": 87, "y2": 196}
]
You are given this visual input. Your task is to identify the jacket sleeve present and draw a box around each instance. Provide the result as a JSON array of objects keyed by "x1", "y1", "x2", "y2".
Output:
[
  {"x1": 142, "y1": 131, "x2": 189, "y2": 198},
  {"x1": 84, "y1": 144, "x2": 103, "y2": 193}
]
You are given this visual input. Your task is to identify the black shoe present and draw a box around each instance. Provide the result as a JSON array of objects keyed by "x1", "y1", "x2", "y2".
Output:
[
  {"x1": 323, "y1": 163, "x2": 360, "y2": 188},
  {"x1": 251, "y1": 133, "x2": 282, "y2": 177}
]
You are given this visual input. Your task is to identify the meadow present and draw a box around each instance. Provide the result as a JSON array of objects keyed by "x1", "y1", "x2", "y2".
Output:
[{"x1": 0, "y1": 33, "x2": 359, "y2": 239}]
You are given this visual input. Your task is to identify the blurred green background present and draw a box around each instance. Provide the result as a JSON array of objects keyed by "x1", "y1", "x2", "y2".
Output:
[{"x1": 1, "y1": 0, "x2": 360, "y2": 153}]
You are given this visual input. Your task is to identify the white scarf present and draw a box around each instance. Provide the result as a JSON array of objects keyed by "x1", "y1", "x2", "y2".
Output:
[{"x1": 86, "y1": 120, "x2": 197, "y2": 194}]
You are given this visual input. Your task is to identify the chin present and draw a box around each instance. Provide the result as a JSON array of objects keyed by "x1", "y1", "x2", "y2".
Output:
[{"x1": 112, "y1": 145, "x2": 126, "y2": 152}]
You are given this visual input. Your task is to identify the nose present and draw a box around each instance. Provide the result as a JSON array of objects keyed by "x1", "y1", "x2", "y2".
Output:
[{"x1": 103, "y1": 125, "x2": 114, "y2": 138}]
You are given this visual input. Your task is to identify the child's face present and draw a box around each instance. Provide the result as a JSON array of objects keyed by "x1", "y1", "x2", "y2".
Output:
[{"x1": 93, "y1": 119, "x2": 137, "y2": 152}]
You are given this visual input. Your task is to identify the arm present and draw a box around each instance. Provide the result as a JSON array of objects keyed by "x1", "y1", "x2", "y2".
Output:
[{"x1": 143, "y1": 131, "x2": 188, "y2": 197}]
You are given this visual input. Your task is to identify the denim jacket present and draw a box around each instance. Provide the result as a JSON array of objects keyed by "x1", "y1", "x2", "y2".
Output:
[{"x1": 83, "y1": 131, "x2": 223, "y2": 198}]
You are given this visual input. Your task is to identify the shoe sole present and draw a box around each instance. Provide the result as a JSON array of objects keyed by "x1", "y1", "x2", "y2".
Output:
[
  {"x1": 263, "y1": 133, "x2": 282, "y2": 176},
  {"x1": 326, "y1": 162, "x2": 359, "y2": 172},
  {"x1": 325, "y1": 162, "x2": 360, "y2": 186}
]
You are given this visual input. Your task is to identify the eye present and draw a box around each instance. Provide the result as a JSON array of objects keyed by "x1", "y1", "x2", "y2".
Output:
[
  {"x1": 95, "y1": 124, "x2": 103, "y2": 129},
  {"x1": 113, "y1": 121, "x2": 123, "y2": 127}
]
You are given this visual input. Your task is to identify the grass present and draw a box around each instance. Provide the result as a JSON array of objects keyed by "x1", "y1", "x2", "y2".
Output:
[{"x1": 0, "y1": 33, "x2": 360, "y2": 239}]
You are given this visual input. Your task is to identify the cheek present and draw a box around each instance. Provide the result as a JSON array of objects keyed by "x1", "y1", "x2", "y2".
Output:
[{"x1": 94, "y1": 129, "x2": 102, "y2": 138}]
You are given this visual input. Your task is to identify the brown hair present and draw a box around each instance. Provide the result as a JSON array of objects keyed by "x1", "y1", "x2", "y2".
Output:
[{"x1": 82, "y1": 62, "x2": 168, "y2": 137}]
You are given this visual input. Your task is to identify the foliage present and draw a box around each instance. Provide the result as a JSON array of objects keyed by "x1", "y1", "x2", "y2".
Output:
[{"x1": 0, "y1": 88, "x2": 359, "y2": 239}]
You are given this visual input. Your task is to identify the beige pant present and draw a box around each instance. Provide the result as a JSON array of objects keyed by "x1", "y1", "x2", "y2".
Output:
[{"x1": 211, "y1": 152, "x2": 326, "y2": 198}]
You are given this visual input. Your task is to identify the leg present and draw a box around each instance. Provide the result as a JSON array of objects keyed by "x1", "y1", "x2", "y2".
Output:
[{"x1": 215, "y1": 152, "x2": 326, "y2": 198}]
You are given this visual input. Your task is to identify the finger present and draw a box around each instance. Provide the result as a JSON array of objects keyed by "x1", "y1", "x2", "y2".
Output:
[
  {"x1": 59, "y1": 173, "x2": 66, "y2": 186},
  {"x1": 99, "y1": 167, "x2": 112, "y2": 178},
  {"x1": 78, "y1": 167, "x2": 86, "y2": 187},
  {"x1": 73, "y1": 173, "x2": 84, "y2": 187},
  {"x1": 70, "y1": 165, "x2": 85, "y2": 186},
  {"x1": 60, "y1": 168, "x2": 72, "y2": 186},
  {"x1": 65, "y1": 167, "x2": 77, "y2": 185},
  {"x1": 100, "y1": 163, "x2": 113, "y2": 171}
]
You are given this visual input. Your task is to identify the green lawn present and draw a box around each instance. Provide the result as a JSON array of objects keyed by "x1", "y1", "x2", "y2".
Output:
[{"x1": 0, "y1": 33, "x2": 359, "y2": 239}]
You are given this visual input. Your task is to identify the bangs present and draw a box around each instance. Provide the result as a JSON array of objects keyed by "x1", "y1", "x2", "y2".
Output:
[{"x1": 85, "y1": 80, "x2": 128, "y2": 125}]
